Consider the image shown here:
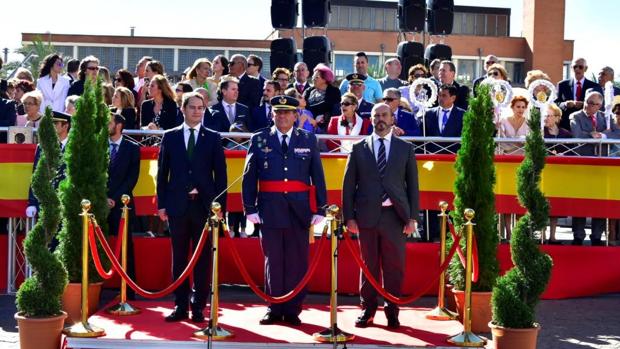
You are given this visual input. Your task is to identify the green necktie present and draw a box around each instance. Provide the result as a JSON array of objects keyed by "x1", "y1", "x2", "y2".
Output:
[{"x1": 187, "y1": 128, "x2": 195, "y2": 160}]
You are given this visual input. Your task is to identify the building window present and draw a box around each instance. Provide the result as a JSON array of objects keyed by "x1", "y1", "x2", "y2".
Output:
[
  {"x1": 361, "y1": 7, "x2": 372, "y2": 30},
  {"x1": 385, "y1": 8, "x2": 397, "y2": 31},
  {"x1": 497, "y1": 15, "x2": 508, "y2": 36},
  {"x1": 78, "y1": 46, "x2": 124, "y2": 73},
  {"x1": 505, "y1": 61, "x2": 524, "y2": 86},
  {"x1": 453, "y1": 13, "x2": 463, "y2": 34},
  {"x1": 367, "y1": 55, "x2": 381, "y2": 78},
  {"x1": 463, "y1": 13, "x2": 475, "y2": 35},
  {"x1": 55, "y1": 45, "x2": 74, "y2": 60},
  {"x1": 486, "y1": 14, "x2": 497, "y2": 36},
  {"x1": 456, "y1": 59, "x2": 477, "y2": 87},
  {"x1": 375, "y1": 8, "x2": 385, "y2": 30},
  {"x1": 475, "y1": 14, "x2": 486, "y2": 36},
  {"x1": 338, "y1": 6, "x2": 349, "y2": 28},
  {"x1": 128, "y1": 48, "x2": 174, "y2": 73},
  {"x1": 350, "y1": 7, "x2": 361, "y2": 29},
  {"x1": 334, "y1": 54, "x2": 353, "y2": 77}
]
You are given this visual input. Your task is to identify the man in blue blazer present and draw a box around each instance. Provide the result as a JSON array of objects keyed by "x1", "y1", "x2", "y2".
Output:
[
  {"x1": 555, "y1": 58, "x2": 601, "y2": 130},
  {"x1": 242, "y1": 95, "x2": 327, "y2": 326},
  {"x1": 204, "y1": 77, "x2": 249, "y2": 133},
  {"x1": 423, "y1": 84, "x2": 465, "y2": 154},
  {"x1": 249, "y1": 80, "x2": 280, "y2": 132},
  {"x1": 157, "y1": 92, "x2": 227, "y2": 323},
  {"x1": 382, "y1": 88, "x2": 421, "y2": 137},
  {"x1": 107, "y1": 113, "x2": 140, "y2": 299}
]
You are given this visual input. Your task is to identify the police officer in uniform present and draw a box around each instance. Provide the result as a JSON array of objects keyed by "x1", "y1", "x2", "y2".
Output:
[{"x1": 242, "y1": 95, "x2": 327, "y2": 326}]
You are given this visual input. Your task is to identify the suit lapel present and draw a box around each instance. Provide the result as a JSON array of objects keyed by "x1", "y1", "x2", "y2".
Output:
[
  {"x1": 384, "y1": 135, "x2": 398, "y2": 176},
  {"x1": 364, "y1": 136, "x2": 380, "y2": 176},
  {"x1": 268, "y1": 127, "x2": 282, "y2": 155}
]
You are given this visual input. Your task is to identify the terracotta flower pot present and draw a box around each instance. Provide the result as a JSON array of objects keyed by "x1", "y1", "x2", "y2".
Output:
[
  {"x1": 15, "y1": 311, "x2": 67, "y2": 349},
  {"x1": 62, "y1": 282, "x2": 103, "y2": 325},
  {"x1": 489, "y1": 322, "x2": 540, "y2": 349},
  {"x1": 452, "y1": 289, "x2": 492, "y2": 333},
  {"x1": 445, "y1": 284, "x2": 457, "y2": 312}
]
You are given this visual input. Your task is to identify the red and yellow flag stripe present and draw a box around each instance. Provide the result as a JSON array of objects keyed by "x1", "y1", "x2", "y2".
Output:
[{"x1": 2, "y1": 145, "x2": 620, "y2": 218}]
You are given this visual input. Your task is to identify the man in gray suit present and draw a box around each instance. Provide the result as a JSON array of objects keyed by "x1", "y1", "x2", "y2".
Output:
[
  {"x1": 570, "y1": 91, "x2": 620, "y2": 245},
  {"x1": 342, "y1": 103, "x2": 420, "y2": 329}
]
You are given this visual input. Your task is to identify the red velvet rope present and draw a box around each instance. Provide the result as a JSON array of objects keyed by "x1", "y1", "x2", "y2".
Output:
[
  {"x1": 89, "y1": 217, "x2": 210, "y2": 298},
  {"x1": 221, "y1": 225, "x2": 329, "y2": 304},
  {"x1": 86, "y1": 218, "x2": 124, "y2": 279},
  {"x1": 447, "y1": 222, "x2": 479, "y2": 283},
  {"x1": 342, "y1": 228, "x2": 460, "y2": 305}
]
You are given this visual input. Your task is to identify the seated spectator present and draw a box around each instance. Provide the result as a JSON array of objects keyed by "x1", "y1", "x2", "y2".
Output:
[
  {"x1": 185, "y1": 58, "x2": 218, "y2": 107},
  {"x1": 36, "y1": 53, "x2": 71, "y2": 113},
  {"x1": 284, "y1": 87, "x2": 316, "y2": 132},
  {"x1": 382, "y1": 87, "x2": 421, "y2": 136},
  {"x1": 498, "y1": 95, "x2": 530, "y2": 155},
  {"x1": 111, "y1": 87, "x2": 137, "y2": 129},
  {"x1": 304, "y1": 63, "x2": 341, "y2": 132},
  {"x1": 68, "y1": 56, "x2": 99, "y2": 96},
  {"x1": 16, "y1": 91, "x2": 44, "y2": 127},
  {"x1": 13, "y1": 80, "x2": 35, "y2": 115},
  {"x1": 272, "y1": 67, "x2": 291, "y2": 92},
  {"x1": 204, "y1": 76, "x2": 249, "y2": 132},
  {"x1": 140, "y1": 74, "x2": 180, "y2": 130},
  {"x1": 326, "y1": 92, "x2": 371, "y2": 153}
]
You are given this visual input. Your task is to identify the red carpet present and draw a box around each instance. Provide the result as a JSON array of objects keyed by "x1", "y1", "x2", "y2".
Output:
[{"x1": 65, "y1": 300, "x2": 491, "y2": 348}]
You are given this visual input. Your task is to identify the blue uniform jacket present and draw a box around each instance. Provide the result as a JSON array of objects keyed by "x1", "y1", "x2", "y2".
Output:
[{"x1": 242, "y1": 127, "x2": 327, "y2": 229}]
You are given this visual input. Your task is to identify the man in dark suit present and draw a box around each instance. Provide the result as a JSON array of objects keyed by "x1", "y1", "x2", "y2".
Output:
[
  {"x1": 422, "y1": 84, "x2": 465, "y2": 241},
  {"x1": 472, "y1": 55, "x2": 498, "y2": 97},
  {"x1": 157, "y1": 92, "x2": 227, "y2": 322},
  {"x1": 597, "y1": 66, "x2": 620, "y2": 97},
  {"x1": 569, "y1": 91, "x2": 620, "y2": 246},
  {"x1": 0, "y1": 97, "x2": 17, "y2": 143},
  {"x1": 107, "y1": 113, "x2": 140, "y2": 299},
  {"x1": 555, "y1": 58, "x2": 601, "y2": 130},
  {"x1": 242, "y1": 95, "x2": 327, "y2": 326},
  {"x1": 229, "y1": 54, "x2": 262, "y2": 111},
  {"x1": 438, "y1": 60, "x2": 470, "y2": 110},
  {"x1": 204, "y1": 77, "x2": 249, "y2": 133},
  {"x1": 343, "y1": 103, "x2": 419, "y2": 329},
  {"x1": 382, "y1": 88, "x2": 421, "y2": 137},
  {"x1": 249, "y1": 80, "x2": 280, "y2": 132},
  {"x1": 288, "y1": 62, "x2": 311, "y2": 95},
  {"x1": 347, "y1": 73, "x2": 374, "y2": 118}
]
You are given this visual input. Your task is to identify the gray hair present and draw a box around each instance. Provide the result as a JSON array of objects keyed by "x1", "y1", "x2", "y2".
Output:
[{"x1": 383, "y1": 87, "x2": 401, "y2": 99}]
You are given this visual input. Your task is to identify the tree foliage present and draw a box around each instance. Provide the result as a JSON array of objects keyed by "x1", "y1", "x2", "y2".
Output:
[
  {"x1": 57, "y1": 78, "x2": 110, "y2": 283},
  {"x1": 449, "y1": 84, "x2": 500, "y2": 292},
  {"x1": 491, "y1": 108, "x2": 553, "y2": 328},
  {"x1": 16, "y1": 108, "x2": 68, "y2": 317}
]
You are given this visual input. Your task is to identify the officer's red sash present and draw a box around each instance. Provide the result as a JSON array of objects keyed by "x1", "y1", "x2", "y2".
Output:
[{"x1": 259, "y1": 180, "x2": 317, "y2": 212}]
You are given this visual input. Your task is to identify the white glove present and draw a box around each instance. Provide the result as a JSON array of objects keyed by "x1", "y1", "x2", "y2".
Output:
[
  {"x1": 311, "y1": 214, "x2": 325, "y2": 226},
  {"x1": 247, "y1": 213, "x2": 262, "y2": 224},
  {"x1": 26, "y1": 206, "x2": 37, "y2": 218}
]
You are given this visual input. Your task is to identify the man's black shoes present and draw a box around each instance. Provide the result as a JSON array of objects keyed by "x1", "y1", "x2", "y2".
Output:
[
  {"x1": 164, "y1": 307, "x2": 188, "y2": 322},
  {"x1": 191, "y1": 310, "x2": 205, "y2": 323},
  {"x1": 355, "y1": 311, "x2": 375, "y2": 328},
  {"x1": 386, "y1": 315, "x2": 401, "y2": 329},
  {"x1": 259, "y1": 312, "x2": 282, "y2": 325},
  {"x1": 283, "y1": 314, "x2": 302, "y2": 326}
]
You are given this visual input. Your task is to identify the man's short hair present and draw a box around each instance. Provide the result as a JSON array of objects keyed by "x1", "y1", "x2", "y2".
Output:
[
  {"x1": 601, "y1": 66, "x2": 615, "y2": 76},
  {"x1": 111, "y1": 112, "x2": 126, "y2": 128},
  {"x1": 430, "y1": 59, "x2": 442, "y2": 70},
  {"x1": 182, "y1": 91, "x2": 206, "y2": 109},
  {"x1": 383, "y1": 87, "x2": 401, "y2": 99},
  {"x1": 355, "y1": 52, "x2": 368, "y2": 62},
  {"x1": 66, "y1": 59, "x2": 80, "y2": 73},
  {"x1": 440, "y1": 60, "x2": 456, "y2": 72},
  {"x1": 439, "y1": 84, "x2": 458, "y2": 96},
  {"x1": 248, "y1": 54, "x2": 263, "y2": 71},
  {"x1": 585, "y1": 91, "x2": 603, "y2": 104},
  {"x1": 230, "y1": 54, "x2": 248, "y2": 68},
  {"x1": 385, "y1": 58, "x2": 400, "y2": 66},
  {"x1": 264, "y1": 80, "x2": 280, "y2": 94}
]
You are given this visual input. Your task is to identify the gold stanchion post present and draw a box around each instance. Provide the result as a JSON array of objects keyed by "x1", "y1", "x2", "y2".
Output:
[
  {"x1": 446, "y1": 209, "x2": 487, "y2": 347},
  {"x1": 107, "y1": 195, "x2": 141, "y2": 315},
  {"x1": 64, "y1": 199, "x2": 106, "y2": 337},
  {"x1": 194, "y1": 202, "x2": 234, "y2": 340},
  {"x1": 426, "y1": 201, "x2": 458, "y2": 320},
  {"x1": 313, "y1": 205, "x2": 355, "y2": 344}
]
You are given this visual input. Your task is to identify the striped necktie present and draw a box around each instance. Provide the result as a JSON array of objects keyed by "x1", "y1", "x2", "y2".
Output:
[{"x1": 377, "y1": 138, "x2": 388, "y2": 202}]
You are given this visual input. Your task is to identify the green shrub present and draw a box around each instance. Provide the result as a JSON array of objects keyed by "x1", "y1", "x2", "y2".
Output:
[
  {"x1": 491, "y1": 107, "x2": 553, "y2": 328},
  {"x1": 16, "y1": 108, "x2": 68, "y2": 317}
]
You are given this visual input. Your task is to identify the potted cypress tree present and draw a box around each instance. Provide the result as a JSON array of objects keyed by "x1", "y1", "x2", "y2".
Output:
[
  {"x1": 448, "y1": 83, "x2": 500, "y2": 333},
  {"x1": 15, "y1": 108, "x2": 68, "y2": 349},
  {"x1": 489, "y1": 108, "x2": 553, "y2": 348},
  {"x1": 56, "y1": 77, "x2": 110, "y2": 323}
]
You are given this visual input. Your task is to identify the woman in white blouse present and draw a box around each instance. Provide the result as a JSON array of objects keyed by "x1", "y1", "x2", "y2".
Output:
[{"x1": 36, "y1": 53, "x2": 70, "y2": 113}]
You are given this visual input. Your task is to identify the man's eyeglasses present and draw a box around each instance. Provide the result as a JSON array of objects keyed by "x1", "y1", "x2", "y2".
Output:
[
  {"x1": 247, "y1": 63, "x2": 256, "y2": 67},
  {"x1": 573, "y1": 64, "x2": 585, "y2": 70},
  {"x1": 586, "y1": 101, "x2": 602, "y2": 106},
  {"x1": 382, "y1": 97, "x2": 396, "y2": 102},
  {"x1": 485, "y1": 61, "x2": 496, "y2": 66},
  {"x1": 410, "y1": 74, "x2": 424, "y2": 78},
  {"x1": 86, "y1": 66, "x2": 99, "y2": 71},
  {"x1": 228, "y1": 61, "x2": 238, "y2": 66}
]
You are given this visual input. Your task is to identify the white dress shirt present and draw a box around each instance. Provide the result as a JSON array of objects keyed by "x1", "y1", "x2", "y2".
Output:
[
  {"x1": 222, "y1": 101, "x2": 236, "y2": 124},
  {"x1": 109, "y1": 136, "x2": 123, "y2": 152},
  {"x1": 573, "y1": 77, "x2": 585, "y2": 100},
  {"x1": 183, "y1": 122, "x2": 201, "y2": 148},
  {"x1": 371, "y1": 131, "x2": 393, "y2": 206},
  {"x1": 275, "y1": 126, "x2": 293, "y2": 146},
  {"x1": 438, "y1": 106, "x2": 453, "y2": 133}
]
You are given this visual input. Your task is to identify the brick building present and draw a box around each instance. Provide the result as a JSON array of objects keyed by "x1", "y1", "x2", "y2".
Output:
[{"x1": 22, "y1": 0, "x2": 573, "y2": 86}]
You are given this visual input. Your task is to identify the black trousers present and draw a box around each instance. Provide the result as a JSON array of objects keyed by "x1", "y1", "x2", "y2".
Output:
[
  {"x1": 572, "y1": 217, "x2": 605, "y2": 241},
  {"x1": 108, "y1": 205, "x2": 137, "y2": 299},
  {"x1": 168, "y1": 199, "x2": 211, "y2": 312},
  {"x1": 260, "y1": 223, "x2": 309, "y2": 317},
  {"x1": 358, "y1": 206, "x2": 406, "y2": 318}
]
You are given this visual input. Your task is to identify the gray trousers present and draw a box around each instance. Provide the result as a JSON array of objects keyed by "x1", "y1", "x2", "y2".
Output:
[{"x1": 358, "y1": 206, "x2": 406, "y2": 317}]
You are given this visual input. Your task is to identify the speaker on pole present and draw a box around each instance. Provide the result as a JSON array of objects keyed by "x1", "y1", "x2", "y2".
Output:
[
  {"x1": 302, "y1": 0, "x2": 331, "y2": 27},
  {"x1": 270, "y1": 38, "x2": 297, "y2": 74},
  {"x1": 271, "y1": 0, "x2": 299, "y2": 29},
  {"x1": 303, "y1": 36, "x2": 331, "y2": 72},
  {"x1": 397, "y1": 41, "x2": 425, "y2": 80},
  {"x1": 398, "y1": 0, "x2": 426, "y2": 32},
  {"x1": 427, "y1": 0, "x2": 454, "y2": 35},
  {"x1": 424, "y1": 44, "x2": 452, "y2": 66}
]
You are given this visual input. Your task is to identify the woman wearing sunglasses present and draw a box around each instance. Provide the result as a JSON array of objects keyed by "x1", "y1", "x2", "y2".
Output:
[{"x1": 326, "y1": 92, "x2": 371, "y2": 153}]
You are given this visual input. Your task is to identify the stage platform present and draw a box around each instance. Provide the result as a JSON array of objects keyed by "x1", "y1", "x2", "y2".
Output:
[{"x1": 65, "y1": 300, "x2": 492, "y2": 348}]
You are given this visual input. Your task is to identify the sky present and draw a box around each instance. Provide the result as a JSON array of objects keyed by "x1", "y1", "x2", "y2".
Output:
[{"x1": 0, "y1": 0, "x2": 617, "y2": 78}]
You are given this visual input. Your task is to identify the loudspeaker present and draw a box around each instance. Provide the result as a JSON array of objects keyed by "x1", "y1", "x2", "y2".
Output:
[
  {"x1": 271, "y1": 0, "x2": 298, "y2": 29},
  {"x1": 397, "y1": 41, "x2": 425, "y2": 80},
  {"x1": 302, "y1": 0, "x2": 331, "y2": 27},
  {"x1": 398, "y1": 0, "x2": 426, "y2": 32},
  {"x1": 270, "y1": 38, "x2": 297, "y2": 74},
  {"x1": 303, "y1": 36, "x2": 331, "y2": 72},
  {"x1": 427, "y1": 0, "x2": 454, "y2": 35},
  {"x1": 424, "y1": 44, "x2": 452, "y2": 66}
]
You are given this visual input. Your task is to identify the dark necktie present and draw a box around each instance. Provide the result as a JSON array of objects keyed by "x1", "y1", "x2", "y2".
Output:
[
  {"x1": 576, "y1": 81, "x2": 582, "y2": 101},
  {"x1": 297, "y1": 83, "x2": 305, "y2": 94},
  {"x1": 377, "y1": 138, "x2": 388, "y2": 202},
  {"x1": 187, "y1": 128, "x2": 195, "y2": 160},
  {"x1": 441, "y1": 109, "x2": 449, "y2": 132},
  {"x1": 281, "y1": 134, "x2": 288, "y2": 153},
  {"x1": 110, "y1": 143, "x2": 118, "y2": 163}
]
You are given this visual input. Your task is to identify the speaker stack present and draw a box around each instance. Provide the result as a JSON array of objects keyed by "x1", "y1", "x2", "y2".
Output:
[{"x1": 270, "y1": 0, "x2": 298, "y2": 73}]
